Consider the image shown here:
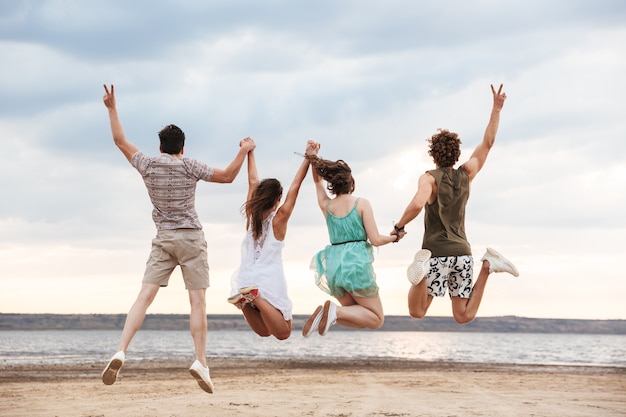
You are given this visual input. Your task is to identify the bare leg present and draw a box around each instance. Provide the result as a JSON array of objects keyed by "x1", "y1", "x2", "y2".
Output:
[
  {"x1": 188, "y1": 288, "x2": 207, "y2": 366},
  {"x1": 241, "y1": 303, "x2": 270, "y2": 336},
  {"x1": 242, "y1": 297, "x2": 292, "y2": 340},
  {"x1": 451, "y1": 259, "x2": 490, "y2": 324},
  {"x1": 335, "y1": 293, "x2": 384, "y2": 329},
  {"x1": 407, "y1": 279, "x2": 434, "y2": 319},
  {"x1": 117, "y1": 283, "x2": 160, "y2": 352}
]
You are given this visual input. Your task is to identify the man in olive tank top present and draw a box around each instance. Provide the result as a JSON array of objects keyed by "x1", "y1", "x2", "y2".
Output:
[{"x1": 392, "y1": 84, "x2": 519, "y2": 324}]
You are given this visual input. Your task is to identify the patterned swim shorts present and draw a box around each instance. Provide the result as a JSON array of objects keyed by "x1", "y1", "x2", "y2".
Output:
[{"x1": 426, "y1": 256, "x2": 474, "y2": 299}]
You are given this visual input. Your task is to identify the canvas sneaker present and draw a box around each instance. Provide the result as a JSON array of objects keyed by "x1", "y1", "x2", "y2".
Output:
[
  {"x1": 228, "y1": 286, "x2": 259, "y2": 309},
  {"x1": 239, "y1": 286, "x2": 259, "y2": 303},
  {"x1": 227, "y1": 293, "x2": 245, "y2": 309},
  {"x1": 407, "y1": 249, "x2": 432, "y2": 285},
  {"x1": 481, "y1": 247, "x2": 519, "y2": 277},
  {"x1": 318, "y1": 300, "x2": 337, "y2": 336},
  {"x1": 189, "y1": 360, "x2": 214, "y2": 394},
  {"x1": 102, "y1": 350, "x2": 125, "y2": 385},
  {"x1": 302, "y1": 305, "x2": 323, "y2": 338}
]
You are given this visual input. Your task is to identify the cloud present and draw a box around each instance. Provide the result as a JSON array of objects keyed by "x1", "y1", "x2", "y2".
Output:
[{"x1": 1, "y1": 0, "x2": 625, "y2": 319}]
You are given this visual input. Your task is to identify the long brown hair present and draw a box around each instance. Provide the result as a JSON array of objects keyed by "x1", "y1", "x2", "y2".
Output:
[
  {"x1": 243, "y1": 178, "x2": 283, "y2": 240},
  {"x1": 311, "y1": 157, "x2": 355, "y2": 195}
]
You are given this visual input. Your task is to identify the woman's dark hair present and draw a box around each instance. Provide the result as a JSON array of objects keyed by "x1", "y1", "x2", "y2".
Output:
[
  {"x1": 158, "y1": 124, "x2": 185, "y2": 154},
  {"x1": 428, "y1": 129, "x2": 462, "y2": 168},
  {"x1": 312, "y1": 157, "x2": 355, "y2": 195},
  {"x1": 244, "y1": 178, "x2": 283, "y2": 240}
]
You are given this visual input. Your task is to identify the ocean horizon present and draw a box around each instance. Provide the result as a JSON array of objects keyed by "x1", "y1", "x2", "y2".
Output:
[
  {"x1": 1, "y1": 329, "x2": 624, "y2": 368},
  {"x1": 1, "y1": 313, "x2": 624, "y2": 334}
]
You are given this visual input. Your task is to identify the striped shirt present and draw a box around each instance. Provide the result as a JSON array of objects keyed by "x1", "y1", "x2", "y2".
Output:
[{"x1": 131, "y1": 152, "x2": 214, "y2": 230}]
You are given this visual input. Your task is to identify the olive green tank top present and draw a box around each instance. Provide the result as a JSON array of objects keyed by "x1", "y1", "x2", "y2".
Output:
[{"x1": 422, "y1": 167, "x2": 472, "y2": 257}]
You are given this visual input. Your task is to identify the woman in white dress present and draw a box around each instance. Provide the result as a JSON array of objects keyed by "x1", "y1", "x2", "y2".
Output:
[{"x1": 229, "y1": 140, "x2": 319, "y2": 339}]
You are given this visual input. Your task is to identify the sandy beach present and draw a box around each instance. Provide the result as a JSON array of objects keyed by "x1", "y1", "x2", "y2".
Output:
[{"x1": 1, "y1": 358, "x2": 624, "y2": 417}]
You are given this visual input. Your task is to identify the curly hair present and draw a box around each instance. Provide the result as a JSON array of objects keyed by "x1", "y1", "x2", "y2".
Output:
[
  {"x1": 158, "y1": 124, "x2": 185, "y2": 155},
  {"x1": 243, "y1": 178, "x2": 283, "y2": 241},
  {"x1": 428, "y1": 129, "x2": 462, "y2": 168},
  {"x1": 311, "y1": 157, "x2": 355, "y2": 195}
]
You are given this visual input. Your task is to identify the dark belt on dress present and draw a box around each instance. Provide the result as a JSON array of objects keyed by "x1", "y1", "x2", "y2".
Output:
[{"x1": 331, "y1": 239, "x2": 366, "y2": 245}]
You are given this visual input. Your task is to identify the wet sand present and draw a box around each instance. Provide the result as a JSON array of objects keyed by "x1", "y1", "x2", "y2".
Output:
[{"x1": 1, "y1": 358, "x2": 624, "y2": 416}]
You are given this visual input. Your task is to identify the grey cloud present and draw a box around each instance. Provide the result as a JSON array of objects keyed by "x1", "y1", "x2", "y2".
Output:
[{"x1": 4, "y1": 1, "x2": 624, "y2": 60}]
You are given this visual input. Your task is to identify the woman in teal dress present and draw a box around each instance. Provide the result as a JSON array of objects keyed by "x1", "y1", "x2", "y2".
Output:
[{"x1": 302, "y1": 147, "x2": 403, "y2": 337}]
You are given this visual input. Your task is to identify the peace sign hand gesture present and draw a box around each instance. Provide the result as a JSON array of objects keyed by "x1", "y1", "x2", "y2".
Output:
[
  {"x1": 103, "y1": 84, "x2": 116, "y2": 110},
  {"x1": 491, "y1": 83, "x2": 506, "y2": 112}
]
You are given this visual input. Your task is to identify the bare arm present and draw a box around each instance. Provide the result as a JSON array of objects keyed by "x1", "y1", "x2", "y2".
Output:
[
  {"x1": 393, "y1": 173, "x2": 434, "y2": 237},
  {"x1": 245, "y1": 149, "x2": 260, "y2": 202},
  {"x1": 306, "y1": 144, "x2": 329, "y2": 215},
  {"x1": 103, "y1": 84, "x2": 139, "y2": 163},
  {"x1": 461, "y1": 84, "x2": 507, "y2": 180},
  {"x1": 358, "y1": 198, "x2": 396, "y2": 247},
  {"x1": 273, "y1": 141, "x2": 318, "y2": 240},
  {"x1": 210, "y1": 137, "x2": 256, "y2": 183},
  {"x1": 243, "y1": 149, "x2": 260, "y2": 230}
]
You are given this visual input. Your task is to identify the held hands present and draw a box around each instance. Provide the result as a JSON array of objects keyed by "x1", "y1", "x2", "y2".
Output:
[
  {"x1": 103, "y1": 84, "x2": 116, "y2": 110},
  {"x1": 491, "y1": 83, "x2": 506, "y2": 112},
  {"x1": 305, "y1": 140, "x2": 320, "y2": 158},
  {"x1": 239, "y1": 137, "x2": 256, "y2": 152},
  {"x1": 390, "y1": 225, "x2": 407, "y2": 243}
]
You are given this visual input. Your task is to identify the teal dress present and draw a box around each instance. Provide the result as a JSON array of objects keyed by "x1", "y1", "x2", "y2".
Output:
[{"x1": 311, "y1": 198, "x2": 378, "y2": 299}]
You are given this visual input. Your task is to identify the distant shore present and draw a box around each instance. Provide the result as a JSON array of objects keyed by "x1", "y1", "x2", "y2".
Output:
[
  {"x1": 2, "y1": 358, "x2": 624, "y2": 417},
  {"x1": 1, "y1": 313, "x2": 625, "y2": 333}
]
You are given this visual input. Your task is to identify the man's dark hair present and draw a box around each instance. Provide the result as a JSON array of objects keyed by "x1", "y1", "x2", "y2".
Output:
[{"x1": 159, "y1": 124, "x2": 185, "y2": 154}]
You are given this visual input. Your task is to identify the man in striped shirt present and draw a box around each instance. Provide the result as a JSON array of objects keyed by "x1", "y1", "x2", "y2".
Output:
[{"x1": 101, "y1": 84, "x2": 255, "y2": 393}]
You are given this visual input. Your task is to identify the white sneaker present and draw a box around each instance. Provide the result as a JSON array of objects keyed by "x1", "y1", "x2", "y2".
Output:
[
  {"x1": 302, "y1": 305, "x2": 323, "y2": 338},
  {"x1": 407, "y1": 249, "x2": 432, "y2": 285},
  {"x1": 189, "y1": 360, "x2": 214, "y2": 394},
  {"x1": 102, "y1": 351, "x2": 125, "y2": 385},
  {"x1": 318, "y1": 300, "x2": 337, "y2": 336},
  {"x1": 481, "y1": 247, "x2": 519, "y2": 277}
]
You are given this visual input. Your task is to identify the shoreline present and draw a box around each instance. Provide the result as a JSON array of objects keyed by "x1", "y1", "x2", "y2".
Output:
[
  {"x1": 2, "y1": 357, "x2": 623, "y2": 383},
  {"x1": 2, "y1": 358, "x2": 625, "y2": 416}
]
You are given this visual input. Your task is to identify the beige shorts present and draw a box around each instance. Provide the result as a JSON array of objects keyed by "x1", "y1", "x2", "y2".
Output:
[{"x1": 143, "y1": 229, "x2": 210, "y2": 290}]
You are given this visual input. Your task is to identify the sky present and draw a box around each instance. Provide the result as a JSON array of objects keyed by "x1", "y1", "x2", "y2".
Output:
[{"x1": 1, "y1": 0, "x2": 625, "y2": 320}]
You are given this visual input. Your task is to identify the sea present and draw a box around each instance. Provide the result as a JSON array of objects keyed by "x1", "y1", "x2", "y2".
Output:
[{"x1": 0, "y1": 330, "x2": 625, "y2": 368}]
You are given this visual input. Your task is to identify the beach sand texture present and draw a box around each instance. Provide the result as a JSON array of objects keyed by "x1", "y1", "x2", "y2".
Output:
[{"x1": 1, "y1": 358, "x2": 624, "y2": 417}]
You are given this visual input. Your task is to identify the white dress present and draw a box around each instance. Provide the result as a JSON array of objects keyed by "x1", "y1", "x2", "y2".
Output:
[{"x1": 230, "y1": 211, "x2": 293, "y2": 320}]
